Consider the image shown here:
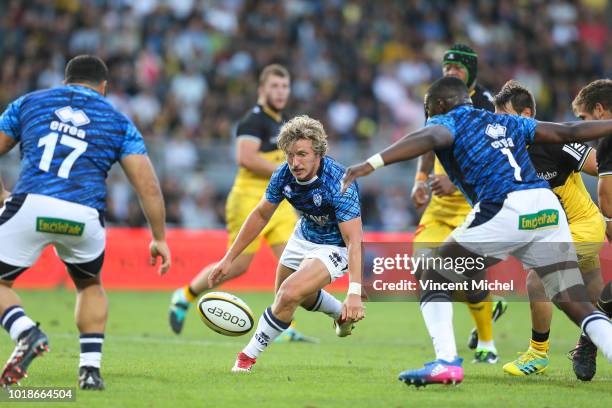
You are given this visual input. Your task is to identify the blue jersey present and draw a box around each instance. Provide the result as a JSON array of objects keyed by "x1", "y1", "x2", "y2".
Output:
[
  {"x1": 0, "y1": 85, "x2": 147, "y2": 210},
  {"x1": 266, "y1": 156, "x2": 361, "y2": 246},
  {"x1": 427, "y1": 105, "x2": 548, "y2": 205}
]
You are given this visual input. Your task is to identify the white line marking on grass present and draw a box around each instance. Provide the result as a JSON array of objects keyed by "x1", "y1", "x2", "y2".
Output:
[{"x1": 48, "y1": 332, "x2": 238, "y2": 347}]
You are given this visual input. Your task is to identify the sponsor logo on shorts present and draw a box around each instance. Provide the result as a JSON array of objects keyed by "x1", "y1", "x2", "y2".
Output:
[
  {"x1": 518, "y1": 209, "x2": 559, "y2": 230},
  {"x1": 36, "y1": 217, "x2": 85, "y2": 236}
]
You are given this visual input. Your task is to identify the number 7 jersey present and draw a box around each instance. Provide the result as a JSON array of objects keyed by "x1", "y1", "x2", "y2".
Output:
[
  {"x1": 0, "y1": 85, "x2": 147, "y2": 210},
  {"x1": 426, "y1": 105, "x2": 548, "y2": 205}
]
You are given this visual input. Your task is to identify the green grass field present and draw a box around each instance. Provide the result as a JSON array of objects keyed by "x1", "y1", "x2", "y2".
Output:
[{"x1": 1, "y1": 290, "x2": 611, "y2": 407}]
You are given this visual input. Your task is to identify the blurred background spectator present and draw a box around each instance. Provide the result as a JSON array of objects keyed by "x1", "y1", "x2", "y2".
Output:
[{"x1": 1, "y1": 0, "x2": 610, "y2": 230}]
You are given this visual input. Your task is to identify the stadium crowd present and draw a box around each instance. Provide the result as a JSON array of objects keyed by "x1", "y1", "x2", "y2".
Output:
[{"x1": 0, "y1": 0, "x2": 610, "y2": 230}]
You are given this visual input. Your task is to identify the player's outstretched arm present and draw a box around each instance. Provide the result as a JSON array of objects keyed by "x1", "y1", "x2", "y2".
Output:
[
  {"x1": 535, "y1": 120, "x2": 612, "y2": 144},
  {"x1": 339, "y1": 216, "x2": 365, "y2": 322},
  {"x1": 341, "y1": 125, "x2": 453, "y2": 193},
  {"x1": 120, "y1": 154, "x2": 171, "y2": 275},
  {"x1": 208, "y1": 198, "x2": 278, "y2": 287}
]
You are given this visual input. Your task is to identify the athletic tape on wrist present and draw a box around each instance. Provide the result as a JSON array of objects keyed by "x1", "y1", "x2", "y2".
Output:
[
  {"x1": 366, "y1": 154, "x2": 385, "y2": 170},
  {"x1": 348, "y1": 282, "x2": 362, "y2": 296}
]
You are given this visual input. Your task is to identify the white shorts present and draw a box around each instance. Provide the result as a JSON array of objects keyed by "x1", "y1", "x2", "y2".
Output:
[
  {"x1": 279, "y1": 230, "x2": 349, "y2": 282},
  {"x1": 450, "y1": 188, "x2": 582, "y2": 297},
  {"x1": 0, "y1": 194, "x2": 106, "y2": 268}
]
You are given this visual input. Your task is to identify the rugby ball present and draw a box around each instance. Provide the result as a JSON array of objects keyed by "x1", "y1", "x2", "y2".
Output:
[{"x1": 197, "y1": 292, "x2": 254, "y2": 336}]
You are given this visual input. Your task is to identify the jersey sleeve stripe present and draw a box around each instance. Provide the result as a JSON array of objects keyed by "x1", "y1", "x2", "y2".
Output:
[
  {"x1": 576, "y1": 147, "x2": 593, "y2": 171},
  {"x1": 562, "y1": 144, "x2": 582, "y2": 161},
  {"x1": 236, "y1": 135, "x2": 262, "y2": 143}
]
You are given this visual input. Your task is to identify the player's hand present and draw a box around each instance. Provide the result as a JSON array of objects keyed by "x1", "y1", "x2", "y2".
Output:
[
  {"x1": 430, "y1": 175, "x2": 457, "y2": 196},
  {"x1": 149, "y1": 239, "x2": 171, "y2": 275},
  {"x1": 208, "y1": 258, "x2": 232, "y2": 288},
  {"x1": 341, "y1": 294, "x2": 365, "y2": 322},
  {"x1": 341, "y1": 162, "x2": 374, "y2": 194},
  {"x1": 411, "y1": 181, "x2": 429, "y2": 209}
]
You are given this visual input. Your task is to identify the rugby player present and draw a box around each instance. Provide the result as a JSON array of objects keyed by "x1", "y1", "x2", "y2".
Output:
[
  {"x1": 168, "y1": 65, "x2": 313, "y2": 342},
  {"x1": 343, "y1": 76, "x2": 612, "y2": 386},
  {"x1": 0, "y1": 55, "x2": 170, "y2": 389},
  {"x1": 208, "y1": 116, "x2": 364, "y2": 372},
  {"x1": 412, "y1": 43, "x2": 504, "y2": 363},
  {"x1": 566, "y1": 79, "x2": 612, "y2": 380},
  {"x1": 489, "y1": 81, "x2": 604, "y2": 377}
]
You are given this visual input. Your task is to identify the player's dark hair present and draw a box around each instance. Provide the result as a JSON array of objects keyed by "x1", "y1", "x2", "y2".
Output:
[
  {"x1": 259, "y1": 64, "x2": 290, "y2": 85},
  {"x1": 65, "y1": 55, "x2": 109, "y2": 85},
  {"x1": 427, "y1": 76, "x2": 470, "y2": 104},
  {"x1": 572, "y1": 79, "x2": 612, "y2": 115},
  {"x1": 494, "y1": 80, "x2": 536, "y2": 117}
]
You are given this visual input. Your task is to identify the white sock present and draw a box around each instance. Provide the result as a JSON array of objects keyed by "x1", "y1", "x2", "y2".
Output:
[
  {"x1": 80, "y1": 333, "x2": 104, "y2": 368},
  {"x1": 477, "y1": 340, "x2": 497, "y2": 353},
  {"x1": 243, "y1": 307, "x2": 290, "y2": 359},
  {"x1": 582, "y1": 311, "x2": 612, "y2": 362},
  {"x1": 420, "y1": 300, "x2": 457, "y2": 362},
  {"x1": 308, "y1": 290, "x2": 342, "y2": 320},
  {"x1": 1, "y1": 306, "x2": 36, "y2": 342}
]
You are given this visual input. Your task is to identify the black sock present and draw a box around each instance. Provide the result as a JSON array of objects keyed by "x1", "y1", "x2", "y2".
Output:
[{"x1": 531, "y1": 329, "x2": 550, "y2": 343}]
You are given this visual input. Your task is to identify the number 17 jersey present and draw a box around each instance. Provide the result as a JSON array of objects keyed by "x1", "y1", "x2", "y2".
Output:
[
  {"x1": 427, "y1": 105, "x2": 548, "y2": 205},
  {"x1": 0, "y1": 85, "x2": 147, "y2": 211}
]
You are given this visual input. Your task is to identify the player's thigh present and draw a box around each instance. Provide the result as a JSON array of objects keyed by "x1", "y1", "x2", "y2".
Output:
[
  {"x1": 517, "y1": 192, "x2": 583, "y2": 300},
  {"x1": 449, "y1": 199, "x2": 523, "y2": 263},
  {"x1": 46, "y1": 201, "x2": 107, "y2": 281},
  {"x1": 225, "y1": 190, "x2": 263, "y2": 254},
  {"x1": 571, "y1": 216, "x2": 605, "y2": 276},
  {"x1": 263, "y1": 201, "x2": 297, "y2": 250},
  {"x1": 279, "y1": 233, "x2": 348, "y2": 285},
  {"x1": 276, "y1": 258, "x2": 332, "y2": 305},
  {"x1": 0, "y1": 194, "x2": 52, "y2": 278}
]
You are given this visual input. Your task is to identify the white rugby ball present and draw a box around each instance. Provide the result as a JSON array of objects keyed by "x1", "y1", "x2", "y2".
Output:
[{"x1": 197, "y1": 292, "x2": 254, "y2": 336}]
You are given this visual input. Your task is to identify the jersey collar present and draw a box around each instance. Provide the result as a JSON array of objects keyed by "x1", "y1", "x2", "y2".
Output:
[
  {"x1": 260, "y1": 104, "x2": 283, "y2": 122},
  {"x1": 66, "y1": 84, "x2": 104, "y2": 99},
  {"x1": 294, "y1": 157, "x2": 325, "y2": 185}
]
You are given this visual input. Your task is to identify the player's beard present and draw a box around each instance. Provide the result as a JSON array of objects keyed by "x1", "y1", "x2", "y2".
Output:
[{"x1": 265, "y1": 95, "x2": 285, "y2": 113}]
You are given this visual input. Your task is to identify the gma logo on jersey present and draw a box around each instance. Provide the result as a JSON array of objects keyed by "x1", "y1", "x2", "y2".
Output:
[{"x1": 518, "y1": 209, "x2": 559, "y2": 230}]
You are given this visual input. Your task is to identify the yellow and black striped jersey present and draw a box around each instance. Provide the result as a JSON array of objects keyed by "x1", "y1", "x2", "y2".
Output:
[
  {"x1": 233, "y1": 104, "x2": 286, "y2": 192},
  {"x1": 529, "y1": 142, "x2": 600, "y2": 224}
]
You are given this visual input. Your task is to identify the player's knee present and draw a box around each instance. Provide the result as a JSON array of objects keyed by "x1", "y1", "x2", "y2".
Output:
[
  {"x1": 276, "y1": 282, "x2": 303, "y2": 308},
  {"x1": 526, "y1": 270, "x2": 547, "y2": 301},
  {"x1": 73, "y1": 276, "x2": 102, "y2": 291}
]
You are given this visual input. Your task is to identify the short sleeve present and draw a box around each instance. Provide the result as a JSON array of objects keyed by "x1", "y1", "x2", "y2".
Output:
[
  {"x1": 265, "y1": 165, "x2": 285, "y2": 204},
  {"x1": 236, "y1": 112, "x2": 263, "y2": 143},
  {"x1": 0, "y1": 96, "x2": 25, "y2": 141},
  {"x1": 426, "y1": 114, "x2": 456, "y2": 138},
  {"x1": 597, "y1": 136, "x2": 612, "y2": 177},
  {"x1": 120, "y1": 121, "x2": 148, "y2": 159},
  {"x1": 560, "y1": 143, "x2": 592, "y2": 172},
  {"x1": 334, "y1": 181, "x2": 361, "y2": 222},
  {"x1": 516, "y1": 116, "x2": 537, "y2": 144}
]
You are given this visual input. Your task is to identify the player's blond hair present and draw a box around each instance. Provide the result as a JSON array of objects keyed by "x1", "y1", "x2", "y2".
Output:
[
  {"x1": 278, "y1": 115, "x2": 328, "y2": 155},
  {"x1": 259, "y1": 64, "x2": 290, "y2": 85}
]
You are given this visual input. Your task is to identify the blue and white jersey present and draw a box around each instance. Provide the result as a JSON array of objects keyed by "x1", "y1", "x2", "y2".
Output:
[
  {"x1": 266, "y1": 156, "x2": 361, "y2": 246},
  {"x1": 0, "y1": 85, "x2": 147, "y2": 210},
  {"x1": 427, "y1": 105, "x2": 548, "y2": 205}
]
